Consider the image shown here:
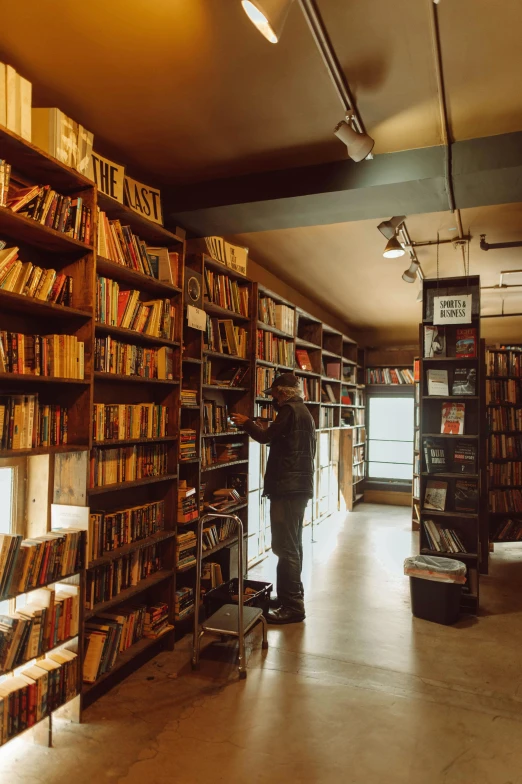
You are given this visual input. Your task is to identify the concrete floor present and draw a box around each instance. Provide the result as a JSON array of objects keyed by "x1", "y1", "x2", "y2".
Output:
[{"x1": 3, "y1": 502, "x2": 522, "y2": 784}]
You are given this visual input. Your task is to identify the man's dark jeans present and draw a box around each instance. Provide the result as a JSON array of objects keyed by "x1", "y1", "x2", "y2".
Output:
[{"x1": 270, "y1": 493, "x2": 309, "y2": 615}]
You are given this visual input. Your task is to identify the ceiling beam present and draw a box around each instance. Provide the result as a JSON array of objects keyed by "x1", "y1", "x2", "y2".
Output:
[{"x1": 165, "y1": 131, "x2": 522, "y2": 236}]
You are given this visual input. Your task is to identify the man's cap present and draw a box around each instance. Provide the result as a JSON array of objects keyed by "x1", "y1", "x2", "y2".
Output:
[{"x1": 263, "y1": 372, "x2": 300, "y2": 394}]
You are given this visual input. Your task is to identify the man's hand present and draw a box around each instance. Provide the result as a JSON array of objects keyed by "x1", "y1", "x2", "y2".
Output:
[{"x1": 230, "y1": 413, "x2": 249, "y2": 426}]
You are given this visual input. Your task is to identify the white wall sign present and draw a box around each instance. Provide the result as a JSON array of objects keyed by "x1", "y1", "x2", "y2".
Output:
[
  {"x1": 123, "y1": 176, "x2": 163, "y2": 225},
  {"x1": 89, "y1": 152, "x2": 125, "y2": 202},
  {"x1": 187, "y1": 305, "x2": 206, "y2": 331},
  {"x1": 433, "y1": 294, "x2": 472, "y2": 324}
]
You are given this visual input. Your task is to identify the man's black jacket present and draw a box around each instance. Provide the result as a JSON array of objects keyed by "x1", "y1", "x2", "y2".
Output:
[{"x1": 243, "y1": 396, "x2": 316, "y2": 498}]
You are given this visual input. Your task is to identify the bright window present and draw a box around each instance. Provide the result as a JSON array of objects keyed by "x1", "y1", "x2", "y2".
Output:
[{"x1": 368, "y1": 397, "x2": 414, "y2": 480}]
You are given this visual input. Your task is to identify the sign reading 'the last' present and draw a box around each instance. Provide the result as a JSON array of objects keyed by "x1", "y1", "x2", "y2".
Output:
[{"x1": 433, "y1": 294, "x2": 472, "y2": 325}]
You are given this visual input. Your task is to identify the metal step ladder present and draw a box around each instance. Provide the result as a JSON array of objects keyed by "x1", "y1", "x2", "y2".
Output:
[{"x1": 191, "y1": 512, "x2": 268, "y2": 679}]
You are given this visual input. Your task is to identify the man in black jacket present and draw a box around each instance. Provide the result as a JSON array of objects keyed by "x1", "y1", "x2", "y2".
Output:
[{"x1": 231, "y1": 373, "x2": 316, "y2": 625}]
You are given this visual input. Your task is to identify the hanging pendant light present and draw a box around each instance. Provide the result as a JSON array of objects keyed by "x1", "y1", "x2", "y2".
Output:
[
  {"x1": 334, "y1": 120, "x2": 374, "y2": 163},
  {"x1": 241, "y1": 0, "x2": 294, "y2": 43},
  {"x1": 383, "y1": 236, "x2": 405, "y2": 259},
  {"x1": 402, "y1": 260, "x2": 420, "y2": 283}
]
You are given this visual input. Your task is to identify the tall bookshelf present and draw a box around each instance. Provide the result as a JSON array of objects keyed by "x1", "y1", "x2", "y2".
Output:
[
  {"x1": 412, "y1": 358, "x2": 420, "y2": 531},
  {"x1": 485, "y1": 346, "x2": 522, "y2": 545},
  {"x1": 419, "y1": 276, "x2": 486, "y2": 613}
]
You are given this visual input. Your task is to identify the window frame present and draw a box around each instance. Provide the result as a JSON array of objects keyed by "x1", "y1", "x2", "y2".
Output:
[
  {"x1": 0, "y1": 456, "x2": 27, "y2": 536},
  {"x1": 366, "y1": 387, "x2": 414, "y2": 488}
]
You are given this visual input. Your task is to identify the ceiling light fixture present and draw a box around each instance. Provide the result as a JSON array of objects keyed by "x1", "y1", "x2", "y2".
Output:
[
  {"x1": 383, "y1": 236, "x2": 405, "y2": 259},
  {"x1": 241, "y1": 0, "x2": 294, "y2": 44},
  {"x1": 334, "y1": 119, "x2": 374, "y2": 163},
  {"x1": 402, "y1": 260, "x2": 420, "y2": 283},
  {"x1": 377, "y1": 216, "x2": 406, "y2": 240}
]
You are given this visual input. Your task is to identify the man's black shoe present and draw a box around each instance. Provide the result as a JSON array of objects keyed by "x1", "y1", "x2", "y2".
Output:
[
  {"x1": 269, "y1": 596, "x2": 281, "y2": 610},
  {"x1": 267, "y1": 607, "x2": 305, "y2": 625}
]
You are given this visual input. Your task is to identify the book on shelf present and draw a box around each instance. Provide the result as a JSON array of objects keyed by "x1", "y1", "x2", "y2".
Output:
[
  {"x1": 203, "y1": 487, "x2": 244, "y2": 513},
  {"x1": 0, "y1": 331, "x2": 84, "y2": 378},
  {"x1": 97, "y1": 211, "x2": 155, "y2": 276},
  {"x1": 0, "y1": 247, "x2": 73, "y2": 306},
  {"x1": 302, "y1": 376, "x2": 320, "y2": 402},
  {"x1": 255, "y1": 400, "x2": 275, "y2": 422},
  {"x1": 202, "y1": 439, "x2": 243, "y2": 467},
  {"x1": 322, "y1": 384, "x2": 336, "y2": 403},
  {"x1": 424, "y1": 479, "x2": 448, "y2": 511},
  {"x1": 143, "y1": 602, "x2": 170, "y2": 639},
  {"x1": 453, "y1": 440, "x2": 477, "y2": 473},
  {"x1": 7, "y1": 179, "x2": 91, "y2": 243},
  {"x1": 202, "y1": 516, "x2": 238, "y2": 550},
  {"x1": 452, "y1": 367, "x2": 476, "y2": 395},
  {"x1": 89, "y1": 500, "x2": 165, "y2": 562},
  {"x1": 423, "y1": 437, "x2": 448, "y2": 473},
  {"x1": 0, "y1": 63, "x2": 31, "y2": 140},
  {"x1": 177, "y1": 482, "x2": 198, "y2": 523},
  {"x1": 147, "y1": 247, "x2": 179, "y2": 286},
  {"x1": 258, "y1": 297, "x2": 294, "y2": 335},
  {"x1": 494, "y1": 519, "x2": 522, "y2": 541},
  {"x1": 179, "y1": 429, "x2": 197, "y2": 461},
  {"x1": 256, "y1": 366, "x2": 275, "y2": 396},
  {"x1": 423, "y1": 519, "x2": 467, "y2": 553},
  {"x1": 256, "y1": 330, "x2": 292, "y2": 366},
  {"x1": 454, "y1": 479, "x2": 478, "y2": 512},
  {"x1": 486, "y1": 379, "x2": 522, "y2": 405},
  {"x1": 424, "y1": 326, "x2": 446, "y2": 358},
  {"x1": 175, "y1": 587, "x2": 194, "y2": 621},
  {"x1": 488, "y1": 461, "x2": 522, "y2": 486},
  {"x1": 0, "y1": 161, "x2": 11, "y2": 208},
  {"x1": 320, "y1": 407, "x2": 335, "y2": 429},
  {"x1": 204, "y1": 268, "x2": 249, "y2": 316},
  {"x1": 89, "y1": 443, "x2": 169, "y2": 487},
  {"x1": 427, "y1": 369, "x2": 448, "y2": 396},
  {"x1": 203, "y1": 398, "x2": 235, "y2": 434},
  {"x1": 366, "y1": 367, "x2": 414, "y2": 384},
  {"x1": 324, "y1": 362, "x2": 341, "y2": 379},
  {"x1": 489, "y1": 489, "x2": 522, "y2": 513},
  {"x1": 83, "y1": 604, "x2": 148, "y2": 683},
  {"x1": 96, "y1": 276, "x2": 176, "y2": 340},
  {"x1": 441, "y1": 402, "x2": 465, "y2": 434},
  {"x1": 489, "y1": 434, "x2": 522, "y2": 459},
  {"x1": 205, "y1": 318, "x2": 248, "y2": 358},
  {"x1": 32, "y1": 107, "x2": 93, "y2": 174},
  {"x1": 0, "y1": 396, "x2": 68, "y2": 449},
  {"x1": 487, "y1": 406, "x2": 522, "y2": 432},
  {"x1": 486, "y1": 348, "x2": 522, "y2": 378},
  {"x1": 85, "y1": 543, "x2": 164, "y2": 610},
  {"x1": 176, "y1": 532, "x2": 197, "y2": 569},
  {"x1": 201, "y1": 561, "x2": 224, "y2": 589},
  {"x1": 295, "y1": 349, "x2": 312, "y2": 371},
  {"x1": 180, "y1": 389, "x2": 198, "y2": 406},
  {"x1": 92, "y1": 403, "x2": 168, "y2": 442},
  {"x1": 456, "y1": 328, "x2": 477, "y2": 358},
  {"x1": 94, "y1": 337, "x2": 174, "y2": 380},
  {"x1": 414, "y1": 358, "x2": 420, "y2": 382},
  {"x1": 203, "y1": 362, "x2": 248, "y2": 387}
]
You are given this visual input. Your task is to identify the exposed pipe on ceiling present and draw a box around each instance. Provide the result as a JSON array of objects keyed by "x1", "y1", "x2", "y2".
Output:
[
  {"x1": 297, "y1": 0, "x2": 371, "y2": 146},
  {"x1": 480, "y1": 234, "x2": 522, "y2": 251},
  {"x1": 427, "y1": 0, "x2": 467, "y2": 274}
]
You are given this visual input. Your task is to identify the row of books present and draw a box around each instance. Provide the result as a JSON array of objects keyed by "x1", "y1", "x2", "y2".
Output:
[
  {"x1": 488, "y1": 434, "x2": 522, "y2": 459},
  {"x1": 83, "y1": 604, "x2": 150, "y2": 684},
  {"x1": 489, "y1": 489, "x2": 522, "y2": 513},
  {"x1": 202, "y1": 361, "x2": 249, "y2": 387},
  {"x1": 92, "y1": 403, "x2": 169, "y2": 442},
  {"x1": 256, "y1": 331, "x2": 293, "y2": 366},
  {"x1": 94, "y1": 337, "x2": 175, "y2": 379},
  {"x1": 424, "y1": 478, "x2": 478, "y2": 512},
  {"x1": 322, "y1": 384, "x2": 337, "y2": 404},
  {"x1": 96, "y1": 277, "x2": 176, "y2": 341},
  {"x1": 0, "y1": 530, "x2": 85, "y2": 601},
  {"x1": 201, "y1": 439, "x2": 243, "y2": 468},
  {"x1": 354, "y1": 445, "x2": 365, "y2": 464},
  {"x1": 488, "y1": 462, "x2": 522, "y2": 487},
  {"x1": 256, "y1": 366, "x2": 275, "y2": 396},
  {"x1": 422, "y1": 519, "x2": 467, "y2": 553},
  {"x1": 0, "y1": 246, "x2": 73, "y2": 306},
  {"x1": 178, "y1": 482, "x2": 198, "y2": 523},
  {"x1": 353, "y1": 462, "x2": 365, "y2": 481},
  {"x1": 97, "y1": 211, "x2": 159, "y2": 278},
  {"x1": 486, "y1": 379, "x2": 522, "y2": 405},
  {"x1": 88, "y1": 500, "x2": 165, "y2": 562},
  {"x1": 493, "y1": 518, "x2": 522, "y2": 541},
  {"x1": 144, "y1": 602, "x2": 170, "y2": 639},
  {"x1": 320, "y1": 407, "x2": 335, "y2": 428},
  {"x1": 203, "y1": 399, "x2": 236, "y2": 434},
  {"x1": 205, "y1": 318, "x2": 248, "y2": 358},
  {"x1": 204, "y1": 487, "x2": 245, "y2": 513},
  {"x1": 0, "y1": 160, "x2": 10, "y2": 207},
  {"x1": 426, "y1": 367, "x2": 476, "y2": 396},
  {"x1": 0, "y1": 397, "x2": 68, "y2": 450},
  {"x1": 0, "y1": 331, "x2": 84, "y2": 378},
  {"x1": 85, "y1": 543, "x2": 163, "y2": 610},
  {"x1": 486, "y1": 349, "x2": 522, "y2": 378},
  {"x1": 180, "y1": 429, "x2": 197, "y2": 461},
  {"x1": 202, "y1": 561, "x2": 225, "y2": 589},
  {"x1": 366, "y1": 367, "x2": 414, "y2": 385},
  {"x1": 8, "y1": 181, "x2": 91, "y2": 244},
  {"x1": 89, "y1": 444, "x2": 169, "y2": 487},
  {"x1": 175, "y1": 587, "x2": 194, "y2": 621},
  {"x1": 0, "y1": 584, "x2": 79, "y2": 673},
  {"x1": 302, "y1": 376, "x2": 319, "y2": 402},
  {"x1": 341, "y1": 388, "x2": 363, "y2": 406},
  {"x1": 255, "y1": 400, "x2": 275, "y2": 421},
  {"x1": 204, "y1": 269, "x2": 249, "y2": 316},
  {"x1": 176, "y1": 532, "x2": 196, "y2": 570},
  {"x1": 203, "y1": 517, "x2": 238, "y2": 551},
  {"x1": 32, "y1": 106, "x2": 93, "y2": 174},
  {"x1": 181, "y1": 389, "x2": 197, "y2": 406},
  {"x1": 258, "y1": 297, "x2": 294, "y2": 336},
  {"x1": 424, "y1": 438, "x2": 477, "y2": 474},
  {"x1": 0, "y1": 650, "x2": 78, "y2": 746},
  {"x1": 424, "y1": 326, "x2": 477, "y2": 358},
  {"x1": 487, "y1": 406, "x2": 522, "y2": 432}
]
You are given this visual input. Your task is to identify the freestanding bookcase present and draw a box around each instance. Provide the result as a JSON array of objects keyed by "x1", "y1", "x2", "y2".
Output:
[{"x1": 419, "y1": 275, "x2": 487, "y2": 613}]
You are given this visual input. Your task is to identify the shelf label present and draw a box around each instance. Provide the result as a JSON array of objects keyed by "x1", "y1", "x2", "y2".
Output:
[
  {"x1": 124, "y1": 176, "x2": 163, "y2": 225},
  {"x1": 433, "y1": 294, "x2": 472, "y2": 324},
  {"x1": 187, "y1": 305, "x2": 206, "y2": 331}
]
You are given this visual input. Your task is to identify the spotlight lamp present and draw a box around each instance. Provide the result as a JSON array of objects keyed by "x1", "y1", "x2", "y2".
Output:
[
  {"x1": 241, "y1": 0, "x2": 294, "y2": 43},
  {"x1": 334, "y1": 119, "x2": 374, "y2": 163},
  {"x1": 402, "y1": 260, "x2": 420, "y2": 283},
  {"x1": 383, "y1": 236, "x2": 405, "y2": 259},
  {"x1": 377, "y1": 216, "x2": 406, "y2": 240}
]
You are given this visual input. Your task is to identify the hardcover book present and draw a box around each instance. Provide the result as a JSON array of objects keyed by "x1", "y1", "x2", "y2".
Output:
[
  {"x1": 424, "y1": 326, "x2": 446, "y2": 358},
  {"x1": 423, "y1": 438, "x2": 448, "y2": 473},
  {"x1": 296, "y1": 349, "x2": 312, "y2": 371},
  {"x1": 454, "y1": 479, "x2": 478, "y2": 512},
  {"x1": 452, "y1": 440, "x2": 477, "y2": 474},
  {"x1": 427, "y1": 369, "x2": 449, "y2": 396},
  {"x1": 441, "y1": 402, "x2": 465, "y2": 434},
  {"x1": 452, "y1": 367, "x2": 476, "y2": 395},
  {"x1": 456, "y1": 328, "x2": 477, "y2": 358},
  {"x1": 424, "y1": 479, "x2": 448, "y2": 511}
]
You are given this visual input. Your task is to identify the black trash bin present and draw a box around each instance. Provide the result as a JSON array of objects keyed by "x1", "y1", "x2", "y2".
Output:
[{"x1": 405, "y1": 555, "x2": 466, "y2": 625}]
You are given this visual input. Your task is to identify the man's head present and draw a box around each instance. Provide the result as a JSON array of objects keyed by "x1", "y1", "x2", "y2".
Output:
[{"x1": 264, "y1": 372, "x2": 301, "y2": 405}]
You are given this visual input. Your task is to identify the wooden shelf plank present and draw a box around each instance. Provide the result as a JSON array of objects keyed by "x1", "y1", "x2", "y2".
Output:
[
  {"x1": 95, "y1": 322, "x2": 180, "y2": 348},
  {"x1": 204, "y1": 350, "x2": 249, "y2": 363},
  {"x1": 0, "y1": 444, "x2": 87, "y2": 458},
  {"x1": 88, "y1": 473, "x2": 177, "y2": 495},
  {"x1": 256, "y1": 321, "x2": 294, "y2": 338},
  {"x1": 0, "y1": 289, "x2": 91, "y2": 320},
  {"x1": 201, "y1": 458, "x2": 249, "y2": 473},
  {"x1": 201, "y1": 430, "x2": 246, "y2": 438},
  {"x1": 94, "y1": 371, "x2": 179, "y2": 385},
  {"x1": 96, "y1": 256, "x2": 182, "y2": 296},
  {"x1": 92, "y1": 436, "x2": 178, "y2": 447},
  {"x1": 204, "y1": 301, "x2": 250, "y2": 321},
  {"x1": 202, "y1": 384, "x2": 248, "y2": 391},
  {"x1": 0, "y1": 373, "x2": 89, "y2": 385}
]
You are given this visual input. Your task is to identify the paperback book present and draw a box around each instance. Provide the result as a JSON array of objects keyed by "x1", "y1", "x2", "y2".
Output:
[
  {"x1": 456, "y1": 328, "x2": 477, "y2": 358},
  {"x1": 452, "y1": 367, "x2": 476, "y2": 395},
  {"x1": 454, "y1": 479, "x2": 478, "y2": 513},
  {"x1": 452, "y1": 440, "x2": 477, "y2": 474},
  {"x1": 427, "y1": 369, "x2": 449, "y2": 396},
  {"x1": 424, "y1": 326, "x2": 446, "y2": 358},
  {"x1": 423, "y1": 438, "x2": 448, "y2": 473},
  {"x1": 424, "y1": 479, "x2": 448, "y2": 511},
  {"x1": 441, "y1": 402, "x2": 465, "y2": 434}
]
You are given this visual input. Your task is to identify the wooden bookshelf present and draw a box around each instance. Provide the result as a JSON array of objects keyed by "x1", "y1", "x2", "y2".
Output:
[
  {"x1": 412, "y1": 358, "x2": 420, "y2": 531},
  {"x1": 418, "y1": 276, "x2": 486, "y2": 614}
]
